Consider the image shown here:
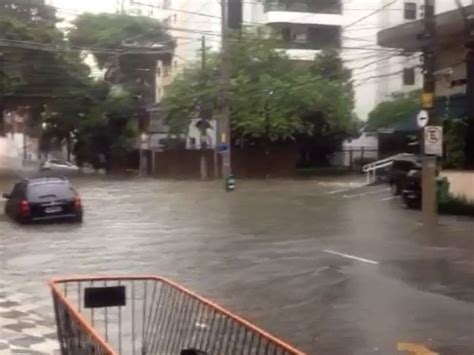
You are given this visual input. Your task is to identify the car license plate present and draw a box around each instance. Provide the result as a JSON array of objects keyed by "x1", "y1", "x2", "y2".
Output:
[{"x1": 45, "y1": 206, "x2": 62, "y2": 214}]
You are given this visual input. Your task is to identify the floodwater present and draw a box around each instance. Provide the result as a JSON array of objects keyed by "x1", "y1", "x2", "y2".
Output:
[{"x1": 1, "y1": 176, "x2": 473, "y2": 354}]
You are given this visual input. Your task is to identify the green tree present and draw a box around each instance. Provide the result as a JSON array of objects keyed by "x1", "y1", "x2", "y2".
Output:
[
  {"x1": 367, "y1": 91, "x2": 420, "y2": 130},
  {"x1": 68, "y1": 13, "x2": 173, "y2": 69},
  {"x1": 444, "y1": 120, "x2": 466, "y2": 169},
  {"x1": 69, "y1": 12, "x2": 173, "y2": 110},
  {"x1": 42, "y1": 81, "x2": 138, "y2": 169},
  {"x1": 0, "y1": 0, "x2": 92, "y2": 136},
  {"x1": 162, "y1": 33, "x2": 356, "y2": 144}
]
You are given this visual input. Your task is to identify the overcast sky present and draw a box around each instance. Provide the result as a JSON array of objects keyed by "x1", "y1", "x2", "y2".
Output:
[{"x1": 50, "y1": 0, "x2": 115, "y2": 14}]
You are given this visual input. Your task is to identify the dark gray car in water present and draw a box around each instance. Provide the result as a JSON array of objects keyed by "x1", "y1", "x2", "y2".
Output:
[{"x1": 2, "y1": 177, "x2": 83, "y2": 224}]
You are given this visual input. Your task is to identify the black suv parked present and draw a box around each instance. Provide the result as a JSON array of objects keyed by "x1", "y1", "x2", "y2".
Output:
[{"x1": 388, "y1": 155, "x2": 421, "y2": 195}]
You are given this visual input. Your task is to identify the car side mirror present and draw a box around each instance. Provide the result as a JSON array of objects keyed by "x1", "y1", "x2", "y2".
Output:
[{"x1": 2, "y1": 193, "x2": 11, "y2": 199}]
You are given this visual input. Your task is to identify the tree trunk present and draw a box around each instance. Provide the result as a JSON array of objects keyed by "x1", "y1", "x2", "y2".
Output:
[
  {"x1": 200, "y1": 128, "x2": 208, "y2": 180},
  {"x1": 265, "y1": 140, "x2": 271, "y2": 178}
]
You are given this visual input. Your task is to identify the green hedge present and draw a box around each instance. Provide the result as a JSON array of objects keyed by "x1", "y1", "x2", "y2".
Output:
[{"x1": 439, "y1": 196, "x2": 474, "y2": 217}]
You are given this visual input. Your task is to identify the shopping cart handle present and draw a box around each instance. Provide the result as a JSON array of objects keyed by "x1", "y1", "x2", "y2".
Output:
[{"x1": 181, "y1": 349, "x2": 208, "y2": 355}]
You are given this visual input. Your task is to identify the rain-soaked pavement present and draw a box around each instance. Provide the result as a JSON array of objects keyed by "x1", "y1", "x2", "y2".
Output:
[{"x1": 1, "y1": 176, "x2": 474, "y2": 354}]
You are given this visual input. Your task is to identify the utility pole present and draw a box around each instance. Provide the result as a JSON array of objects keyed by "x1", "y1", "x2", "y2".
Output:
[
  {"x1": 219, "y1": 0, "x2": 232, "y2": 182},
  {"x1": 0, "y1": 52, "x2": 4, "y2": 137},
  {"x1": 456, "y1": 0, "x2": 474, "y2": 168},
  {"x1": 420, "y1": 0, "x2": 438, "y2": 227},
  {"x1": 200, "y1": 35, "x2": 208, "y2": 180},
  {"x1": 218, "y1": 0, "x2": 242, "y2": 187}
]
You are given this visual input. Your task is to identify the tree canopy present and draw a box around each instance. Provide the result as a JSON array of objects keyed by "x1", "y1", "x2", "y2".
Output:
[
  {"x1": 0, "y1": 0, "x2": 90, "y2": 97},
  {"x1": 161, "y1": 32, "x2": 356, "y2": 144},
  {"x1": 0, "y1": 0, "x2": 92, "y2": 136},
  {"x1": 366, "y1": 91, "x2": 420, "y2": 131},
  {"x1": 1, "y1": 4, "x2": 159, "y2": 168},
  {"x1": 68, "y1": 13, "x2": 174, "y2": 69}
]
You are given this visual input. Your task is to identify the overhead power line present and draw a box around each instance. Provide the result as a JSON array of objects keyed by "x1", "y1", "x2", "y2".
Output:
[{"x1": 344, "y1": 0, "x2": 399, "y2": 29}]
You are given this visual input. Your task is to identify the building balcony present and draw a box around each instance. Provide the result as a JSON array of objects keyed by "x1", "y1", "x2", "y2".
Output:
[
  {"x1": 263, "y1": 0, "x2": 341, "y2": 14},
  {"x1": 274, "y1": 24, "x2": 341, "y2": 50},
  {"x1": 263, "y1": 10, "x2": 342, "y2": 26},
  {"x1": 262, "y1": 0, "x2": 342, "y2": 26},
  {"x1": 278, "y1": 48, "x2": 321, "y2": 61}
]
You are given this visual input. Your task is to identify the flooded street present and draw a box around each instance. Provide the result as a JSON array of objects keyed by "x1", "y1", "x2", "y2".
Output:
[{"x1": 1, "y1": 177, "x2": 474, "y2": 354}]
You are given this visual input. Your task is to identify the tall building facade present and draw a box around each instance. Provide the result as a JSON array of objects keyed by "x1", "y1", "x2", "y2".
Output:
[{"x1": 378, "y1": 0, "x2": 474, "y2": 99}]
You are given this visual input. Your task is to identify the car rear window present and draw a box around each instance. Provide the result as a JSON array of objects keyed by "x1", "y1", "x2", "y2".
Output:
[{"x1": 27, "y1": 183, "x2": 76, "y2": 202}]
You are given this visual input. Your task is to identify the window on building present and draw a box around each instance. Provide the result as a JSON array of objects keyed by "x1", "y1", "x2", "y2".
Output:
[
  {"x1": 404, "y1": 2, "x2": 417, "y2": 20},
  {"x1": 403, "y1": 68, "x2": 416, "y2": 86},
  {"x1": 173, "y1": 14, "x2": 177, "y2": 23}
]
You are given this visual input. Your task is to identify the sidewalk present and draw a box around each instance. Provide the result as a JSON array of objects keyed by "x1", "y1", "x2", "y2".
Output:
[{"x1": 0, "y1": 280, "x2": 59, "y2": 354}]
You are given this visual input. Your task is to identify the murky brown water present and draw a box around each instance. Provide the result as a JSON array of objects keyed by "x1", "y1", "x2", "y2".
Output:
[{"x1": 1, "y1": 176, "x2": 473, "y2": 354}]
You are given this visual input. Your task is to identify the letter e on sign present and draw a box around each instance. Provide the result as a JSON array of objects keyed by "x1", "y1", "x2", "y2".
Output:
[{"x1": 424, "y1": 126, "x2": 443, "y2": 157}]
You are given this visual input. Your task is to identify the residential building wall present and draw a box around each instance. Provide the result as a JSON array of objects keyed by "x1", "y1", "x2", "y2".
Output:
[
  {"x1": 244, "y1": 0, "x2": 424, "y2": 120},
  {"x1": 436, "y1": 43, "x2": 466, "y2": 97},
  {"x1": 115, "y1": 0, "x2": 175, "y2": 103},
  {"x1": 373, "y1": 0, "x2": 424, "y2": 105},
  {"x1": 169, "y1": 0, "x2": 221, "y2": 76},
  {"x1": 442, "y1": 171, "x2": 474, "y2": 201},
  {"x1": 436, "y1": 0, "x2": 472, "y2": 13},
  {"x1": 378, "y1": 0, "x2": 473, "y2": 100}
]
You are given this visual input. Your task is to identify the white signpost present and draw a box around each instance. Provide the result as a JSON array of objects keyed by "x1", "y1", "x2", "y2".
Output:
[
  {"x1": 424, "y1": 126, "x2": 443, "y2": 157},
  {"x1": 417, "y1": 110, "x2": 429, "y2": 128}
]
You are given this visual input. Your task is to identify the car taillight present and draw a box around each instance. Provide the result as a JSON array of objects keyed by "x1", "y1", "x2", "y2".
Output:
[
  {"x1": 19, "y1": 200, "x2": 30, "y2": 217},
  {"x1": 74, "y1": 196, "x2": 82, "y2": 209}
]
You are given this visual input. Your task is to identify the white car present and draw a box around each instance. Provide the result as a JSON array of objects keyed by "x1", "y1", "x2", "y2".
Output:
[{"x1": 40, "y1": 160, "x2": 80, "y2": 173}]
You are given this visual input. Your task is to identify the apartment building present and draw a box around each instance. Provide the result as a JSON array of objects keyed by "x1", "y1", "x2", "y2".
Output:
[
  {"x1": 378, "y1": 0, "x2": 473, "y2": 99},
  {"x1": 243, "y1": 0, "x2": 429, "y2": 119}
]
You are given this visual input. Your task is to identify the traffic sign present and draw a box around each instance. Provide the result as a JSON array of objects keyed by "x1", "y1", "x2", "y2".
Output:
[
  {"x1": 424, "y1": 126, "x2": 443, "y2": 156},
  {"x1": 217, "y1": 144, "x2": 229, "y2": 153},
  {"x1": 421, "y1": 93, "x2": 434, "y2": 109},
  {"x1": 417, "y1": 110, "x2": 429, "y2": 128}
]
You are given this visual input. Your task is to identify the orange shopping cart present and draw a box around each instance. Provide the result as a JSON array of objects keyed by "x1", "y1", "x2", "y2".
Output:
[{"x1": 50, "y1": 276, "x2": 305, "y2": 355}]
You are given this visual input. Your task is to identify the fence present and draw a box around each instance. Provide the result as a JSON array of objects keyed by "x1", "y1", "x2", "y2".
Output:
[
  {"x1": 330, "y1": 147, "x2": 379, "y2": 171},
  {"x1": 153, "y1": 146, "x2": 298, "y2": 179}
]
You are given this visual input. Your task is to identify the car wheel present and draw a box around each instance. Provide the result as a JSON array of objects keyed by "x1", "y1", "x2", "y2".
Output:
[
  {"x1": 391, "y1": 183, "x2": 401, "y2": 196},
  {"x1": 405, "y1": 199, "x2": 421, "y2": 210}
]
